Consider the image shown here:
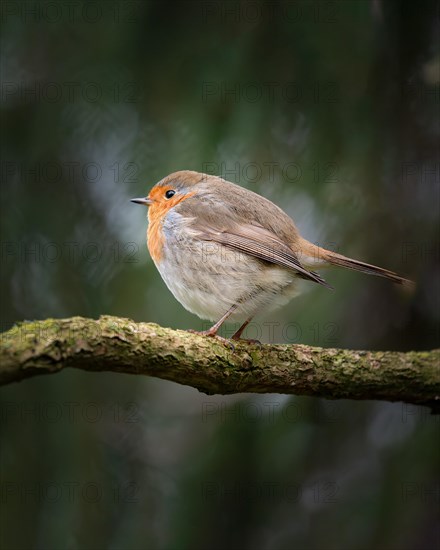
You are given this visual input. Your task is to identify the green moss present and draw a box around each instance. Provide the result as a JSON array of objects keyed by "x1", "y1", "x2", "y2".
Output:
[{"x1": 0, "y1": 317, "x2": 439, "y2": 409}]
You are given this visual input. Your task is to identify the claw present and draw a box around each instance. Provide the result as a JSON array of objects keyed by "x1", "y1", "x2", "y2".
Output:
[
  {"x1": 231, "y1": 336, "x2": 262, "y2": 349},
  {"x1": 187, "y1": 329, "x2": 235, "y2": 351}
]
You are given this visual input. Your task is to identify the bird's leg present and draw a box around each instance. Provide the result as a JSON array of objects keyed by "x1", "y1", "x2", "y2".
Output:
[
  {"x1": 231, "y1": 317, "x2": 253, "y2": 340},
  {"x1": 231, "y1": 317, "x2": 262, "y2": 346},
  {"x1": 188, "y1": 304, "x2": 238, "y2": 347}
]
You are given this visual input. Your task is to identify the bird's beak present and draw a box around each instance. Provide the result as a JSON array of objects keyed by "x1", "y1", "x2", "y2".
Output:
[{"x1": 130, "y1": 197, "x2": 152, "y2": 206}]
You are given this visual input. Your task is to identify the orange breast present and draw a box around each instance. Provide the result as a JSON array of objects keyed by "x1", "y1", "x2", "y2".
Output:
[
  {"x1": 147, "y1": 190, "x2": 196, "y2": 263},
  {"x1": 147, "y1": 212, "x2": 165, "y2": 264}
]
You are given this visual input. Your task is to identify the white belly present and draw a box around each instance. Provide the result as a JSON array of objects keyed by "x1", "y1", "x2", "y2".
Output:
[{"x1": 155, "y1": 240, "x2": 300, "y2": 323}]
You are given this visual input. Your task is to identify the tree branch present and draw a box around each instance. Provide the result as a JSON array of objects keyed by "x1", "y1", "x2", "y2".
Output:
[{"x1": 1, "y1": 316, "x2": 439, "y2": 410}]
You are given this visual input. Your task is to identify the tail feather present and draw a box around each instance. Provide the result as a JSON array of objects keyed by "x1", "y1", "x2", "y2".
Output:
[
  {"x1": 298, "y1": 238, "x2": 414, "y2": 288},
  {"x1": 322, "y1": 250, "x2": 414, "y2": 287}
]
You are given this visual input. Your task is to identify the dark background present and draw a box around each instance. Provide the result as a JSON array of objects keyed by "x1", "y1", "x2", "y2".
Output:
[{"x1": 1, "y1": 1, "x2": 439, "y2": 549}]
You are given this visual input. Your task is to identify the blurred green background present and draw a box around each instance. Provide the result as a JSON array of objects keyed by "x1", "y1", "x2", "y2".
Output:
[{"x1": 1, "y1": 1, "x2": 439, "y2": 549}]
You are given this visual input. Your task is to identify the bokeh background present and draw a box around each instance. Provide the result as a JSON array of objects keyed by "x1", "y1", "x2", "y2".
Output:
[{"x1": 1, "y1": 1, "x2": 439, "y2": 549}]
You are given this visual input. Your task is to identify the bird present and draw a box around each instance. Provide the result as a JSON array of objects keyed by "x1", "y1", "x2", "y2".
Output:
[{"x1": 131, "y1": 170, "x2": 413, "y2": 343}]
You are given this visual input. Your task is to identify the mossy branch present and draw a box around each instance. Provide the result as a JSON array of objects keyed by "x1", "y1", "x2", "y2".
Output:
[{"x1": 0, "y1": 316, "x2": 439, "y2": 411}]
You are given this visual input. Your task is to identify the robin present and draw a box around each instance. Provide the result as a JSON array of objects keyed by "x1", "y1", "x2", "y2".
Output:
[{"x1": 131, "y1": 170, "x2": 413, "y2": 343}]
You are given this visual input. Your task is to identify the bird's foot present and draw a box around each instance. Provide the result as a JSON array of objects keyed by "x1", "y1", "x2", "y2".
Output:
[
  {"x1": 231, "y1": 336, "x2": 262, "y2": 348},
  {"x1": 187, "y1": 329, "x2": 235, "y2": 350}
]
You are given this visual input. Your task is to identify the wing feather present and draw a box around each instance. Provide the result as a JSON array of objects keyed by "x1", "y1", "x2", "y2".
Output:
[{"x1": 197, "y1": 223, "x2": 332, "y2": 289}]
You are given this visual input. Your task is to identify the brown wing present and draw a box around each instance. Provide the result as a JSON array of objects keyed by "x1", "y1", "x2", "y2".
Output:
[
  {"x1": 174, "y1": 189, "x2": 332, "y2": 289},
  {"x1": 196, "y1": 222, "x2": 332, "y2": 289}
]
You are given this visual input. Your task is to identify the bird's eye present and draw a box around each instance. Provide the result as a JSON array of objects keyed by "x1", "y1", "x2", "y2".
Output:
[{"x1": 165, "y1": 189, "x2": 176, "y2": 199}]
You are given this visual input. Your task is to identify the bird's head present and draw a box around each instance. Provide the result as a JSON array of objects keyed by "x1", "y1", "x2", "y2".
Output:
[{"x1": 130, "y1": 170, "x2": 210, "y2": 214}]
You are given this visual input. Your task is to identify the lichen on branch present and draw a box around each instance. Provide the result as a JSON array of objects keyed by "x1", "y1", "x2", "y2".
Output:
[{"x1": 0, "y1": 316, "x2": 439, "y2": 411}]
